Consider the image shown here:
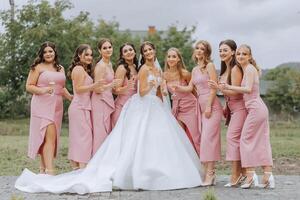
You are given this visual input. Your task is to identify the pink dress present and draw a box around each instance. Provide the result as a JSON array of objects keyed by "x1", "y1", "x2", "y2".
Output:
[
  {"x1": 240, "y1": 77, "x2": 273, "y2": 167},
  {"x1": 224, "y1": 94, "x2": 247, "y2": 161},
  {"x1": 111, "y1": 76, "x2": 137, "y2": 127},
  {"x1": 68, "y1": 73, "x2": 93, "y2": 163},
  {"x1": 28, "y1": 71, "x2": 65, "y2": 159},
  {"x1": 192, "y1": 68, "x2": 223, "y2": 162},
  {"x1": 91, "y1": 68, "x2": 115, "y2": 155},
  {"x1": 167, "y1": 80, "x2": 201, "y2": 155}
]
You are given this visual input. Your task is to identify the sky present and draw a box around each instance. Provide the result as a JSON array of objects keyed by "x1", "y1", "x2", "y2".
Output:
[{"x1": 1, "y1": 0, "x2": 300, "y2": 69}]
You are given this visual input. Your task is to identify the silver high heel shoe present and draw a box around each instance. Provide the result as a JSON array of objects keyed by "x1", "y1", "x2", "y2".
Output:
[
  {"x1": 258, "y1": 172, "x2": 275, "y2": 189},
  {"x1": 240, "y1": 171, "x2": 259, "y2": 189}
]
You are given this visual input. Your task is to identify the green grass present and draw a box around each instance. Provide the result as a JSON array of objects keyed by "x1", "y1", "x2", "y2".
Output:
[{"x1": 0, "y1": 118, "x2": 300, "y2": 175}]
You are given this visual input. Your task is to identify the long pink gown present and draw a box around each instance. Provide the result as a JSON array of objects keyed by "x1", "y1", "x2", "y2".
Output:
[
  {"x1": 28, "y1": 71, "x2": 65, "y2": 159},
  {"x1": 224, "y1": 94, "x2": 247, "y2": 161},
  {"x1": 240, "y1": 76, "x2": 273, "y2": 167},
  {"x1": 68, "y1": 73, "x2": 93, "y2": 163},
  {"x1": 192, "y1": 68, "x2": 223, "y2": 162},
  {"x1": 167, "y1": 80, "x2": 201, "y2": 155},
  {"x1": 91, "y1": 68, "x2": 115, "y2": 155},
  {"x1": 111, "y1": 76, "x2": 137, "y2": 127}
]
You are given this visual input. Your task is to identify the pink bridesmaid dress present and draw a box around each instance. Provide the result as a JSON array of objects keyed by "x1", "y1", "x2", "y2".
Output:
[
  {"x1": 167, "y1": 80, "x2": 201, "y2": 155},
  {"x1": 28, "y1": 71, "x2": 65, "y2": 159},
  {"x1": 192, "y1": 68, "x2": 223, "y2": 162},
  {"x1": 224, "y1": 94, "x2": 247, "y2": 161},
  {"x1": 111, "y1": 76, "x2": 137, "y2": 127},
  {"x1": 240, "y1": 76, "x2": 273, "y2": 167},
  {"x1": 68, "y1": 73, "x2": 93, "y2": 164},
  {"x1": 91, "y1": 68, "x2": 115, "y2": 155}
]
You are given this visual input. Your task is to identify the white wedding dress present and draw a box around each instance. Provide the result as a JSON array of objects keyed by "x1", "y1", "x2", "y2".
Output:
[{"x1": 15, "y1": 73, "x2": 203, "y2": 194}]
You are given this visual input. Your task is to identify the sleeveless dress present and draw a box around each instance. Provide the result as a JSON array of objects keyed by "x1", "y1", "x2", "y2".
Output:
[
  {"x1": 68, "y1": 73, "x2": 93, "y2": 163},
  {"x1": 15, "y1": 72, "x2": 203, "y2": 194},
  {"x1": 192, "y1": 67, "x2": 223, "y2": 162},
  {"x1": 91, "y1": 64, "x2": 115, "y2": 155},
  {"x1": 28, "y1": 70, "x2": 65, "y2": 159},
  {"x1": 111, "y1": 75, "x2": 137, "y2": 127},
  {"x1": 240, "y1": 71, "x2": 273, "y2": 167},
  {"x1": 167, "y1": 80, "x2": 201, "y2": 155}
]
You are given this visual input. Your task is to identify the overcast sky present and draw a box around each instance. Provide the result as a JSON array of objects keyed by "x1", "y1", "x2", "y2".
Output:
[{"x1": 1, "y1": 0, "x2": 300, "y2": 69}]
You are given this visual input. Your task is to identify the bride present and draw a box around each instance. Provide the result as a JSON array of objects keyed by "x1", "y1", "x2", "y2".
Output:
[{"x1": 15, "y1": 41, "x2": 203, "y2": 194}]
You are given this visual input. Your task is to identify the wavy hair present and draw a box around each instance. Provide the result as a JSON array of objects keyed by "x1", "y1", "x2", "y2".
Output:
[
  {"x1": 117, "y1": 43, "x2": 139, "y2": 79},
  {"x1": 67, "y1": 44, "x2": 93, "y2": 79},
  {"x1": 30, "y1": 41, "x2": 61, "y2": 71},
  {"x1": 237, "y1": 44, "x2": 260, "y2": 73},
  {"x1": 139, "y1": 41, "x2": 156, "y2": 69},
  {"x1": 192, "y1": 40, "x2": 212, "y2": 68},
  {"x1": 164, "y1": 47, "x2": 187, "y2": 81}
]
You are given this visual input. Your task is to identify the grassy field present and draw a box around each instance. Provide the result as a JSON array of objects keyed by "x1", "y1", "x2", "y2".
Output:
[{"x1": 0, "y1": 118, "x2": 299, "y2": 176}]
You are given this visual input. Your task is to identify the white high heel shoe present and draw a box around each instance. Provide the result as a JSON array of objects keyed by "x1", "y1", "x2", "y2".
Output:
[
  {"x1": 224, "y1": 174, "x2": 246, "y2": 187},
  {"x1": 258, "y1": 172, "x2": 275, "y2": 189},
  {"x1": 240, "y1": 171, "x2": 259, "y2": 189}
]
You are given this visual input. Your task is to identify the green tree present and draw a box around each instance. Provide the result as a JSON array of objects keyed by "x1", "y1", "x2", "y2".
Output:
[
  {"x1": 0, "y1": 0, "x2": 94, "y2": 118},
  {"x1": 264, "y1": 67, "x2": 300, "y2": 115}
]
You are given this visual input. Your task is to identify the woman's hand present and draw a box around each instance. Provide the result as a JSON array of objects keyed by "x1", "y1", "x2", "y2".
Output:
[
  {"x1": 208, "y1": 80, "x2": 219, "y2": 90},
  {"x1": 204, "y1": 106, "x2": 212, "y2": 119}
]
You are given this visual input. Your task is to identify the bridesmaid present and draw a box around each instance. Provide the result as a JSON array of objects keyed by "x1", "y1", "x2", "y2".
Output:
[
  {"x1": 208, "y1": 40, "x2": 247, "y2": 187},
  {"x1": 91, "y1": 38, "x2": 120, "y2": 155},
  {"x1": 111, "y1": 43, "x2": 138, "y2": 127},
  {"x1": 163, "y1": 47, "x2": 200, "y2": 156},
  {"x1": 217, "y1": 44, "x2": 274, "y2": 189},
  {"x1": 68, "y1": 44, "x2": 102, "y2": 169},
  {"x1": 26, "y1": 41, "x2": 72, "y2": 175},
  {"x1": 176, "y1": 40, "x2": 223, "y2": 186}
]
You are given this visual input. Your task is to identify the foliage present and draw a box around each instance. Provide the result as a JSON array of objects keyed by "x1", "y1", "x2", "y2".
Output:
[
  {"x1": 0, "y1": 0, "x2": 197, "y2": 118},
  {"x1": 264, "y1": 67, "x2": 300, "y2": 115},
  {"x1": 202, "y1": 188, "x2": 217, "y2": 200}
]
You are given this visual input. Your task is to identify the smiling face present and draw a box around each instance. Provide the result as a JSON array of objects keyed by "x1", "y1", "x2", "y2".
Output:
[
  {"x1": 121, "y1": 44, "x2": 136, "y2": 63},
  {"x1": 166, "y1": 50, "x2": 180, "y2": 68},
  {"x1": 79, "y1": 48, "x2": 93, "y2": 65},
  {"x1": 194, "y1": 43, "x2": 206, "y2": 61},
  {"x1": 142, "y1": 44, "x2": 155, "y2": 61},
  {"x1": 99, "y1": 41, "x2": 113, "y2": 58},
  {"x1": 43, "y1": 46, "x2": 55, "y2": 63},
  {"x1": 219, "y1": 43, "x2": 235, "y2": 63},
  {"x1": 236, "y1": 46, "x2": 251, "y2": 66}
]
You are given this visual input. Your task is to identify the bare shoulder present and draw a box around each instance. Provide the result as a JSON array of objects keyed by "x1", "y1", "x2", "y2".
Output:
[
  {"x1": 59, "y1": 65, "x2": 65, "y2": 72},
  {"x1": 206, "y1": 62, "x2": 216, "y2": 70},
  {"x1": 182, "y1": 69, "x2": 191, "y2": 76},
  {"x1": 232, "y1": 65, "x2": 242, "y2": 74},
  {"x1": 116, "y1": 64, "x2": 126, "y2": 72}
]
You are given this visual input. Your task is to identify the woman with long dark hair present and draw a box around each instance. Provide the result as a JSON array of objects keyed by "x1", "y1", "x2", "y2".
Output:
[
  {"x1": 67, "y1": 44, "x2": 103, "y2": 169},
  {"x1": 91, "y1": 38, "x2": 121, "y2": 154},
  {"x1": 111, "y1": 43, "x2": 139, "y2": 126},
  {"x1": 25, "y1": 41, "x2": 72, "y2": 175},
  {"x1": 208, "y1": 39, "x2": 247, "y2": 187}
]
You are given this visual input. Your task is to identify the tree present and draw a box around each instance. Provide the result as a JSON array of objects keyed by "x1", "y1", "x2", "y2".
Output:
[{"x1": 264, "y1": 67, "x2": 300, "y2": 115}]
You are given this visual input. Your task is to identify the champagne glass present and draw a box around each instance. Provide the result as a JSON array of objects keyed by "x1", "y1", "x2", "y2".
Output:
[{"x1": 49, "y1": 81, "x2": 55, "y2": 96}]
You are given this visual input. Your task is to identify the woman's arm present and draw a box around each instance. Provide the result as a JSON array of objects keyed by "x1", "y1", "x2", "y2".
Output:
[
  {"x1": 25, "y1": 65, "x2": 52, "y2": 95},
  {"x1": 205, "y1": 63, "x2": 218, "y2": 118},
  {"x1": 224, "y1": 66, "x2": 256, "y2": 94},
  {"x1": 72, "y1": 66, "x2": 101, "y2": 94}
]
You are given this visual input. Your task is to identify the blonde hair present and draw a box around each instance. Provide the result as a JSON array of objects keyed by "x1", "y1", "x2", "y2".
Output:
[
  {"x1": 192, "y1": 40, "x2": 212, "y2": 68},
  {"x1": 238, "y1": 44, "x2": 260, "y2": 73},
  {"x1": 164, "y1": 48, "x2": 186, "y2": 80}
]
